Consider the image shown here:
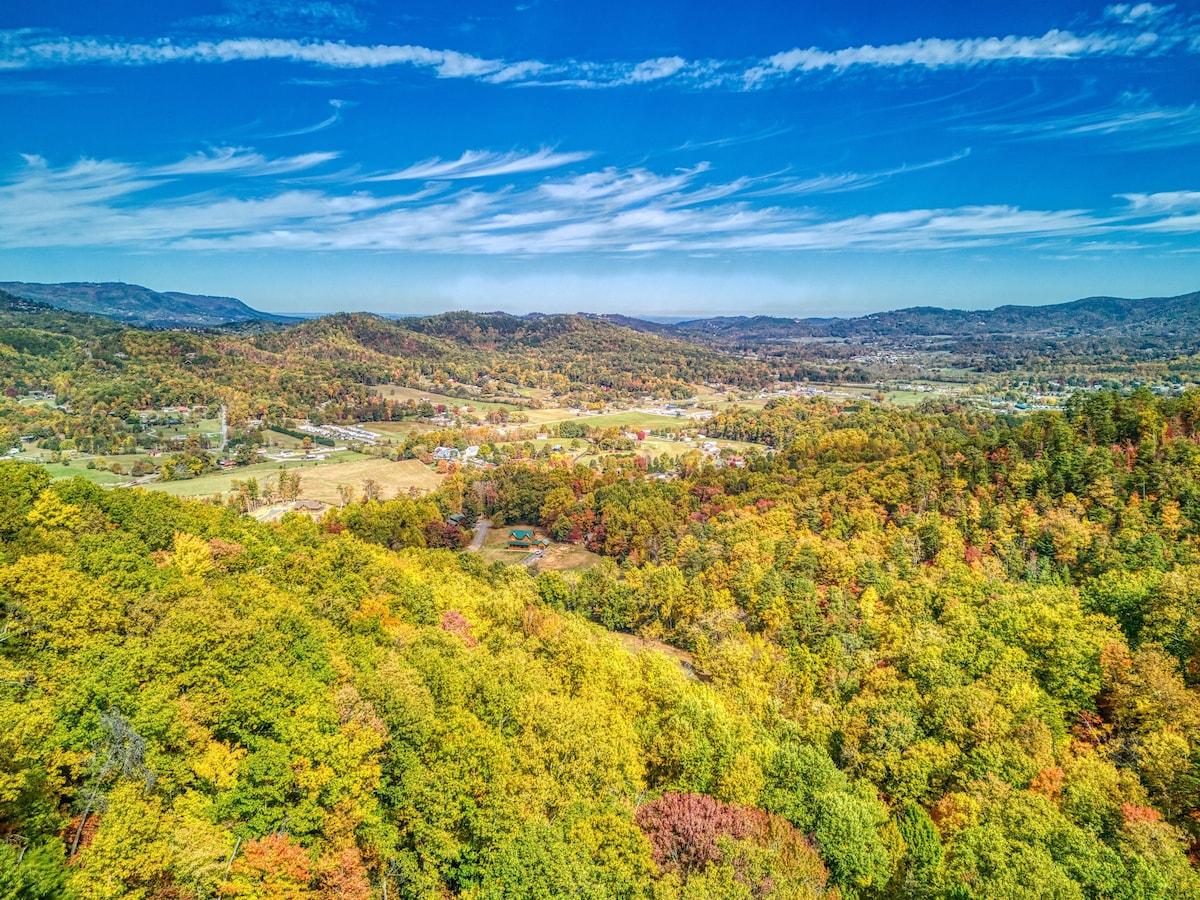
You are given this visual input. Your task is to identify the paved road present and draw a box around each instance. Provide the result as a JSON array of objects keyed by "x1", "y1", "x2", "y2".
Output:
[
  {"x1": 469, "y1": 518, "x2": 491, "y2": 551},
  {"x1": 521, "y1": 548, "x2": 547, "y2": 568}
]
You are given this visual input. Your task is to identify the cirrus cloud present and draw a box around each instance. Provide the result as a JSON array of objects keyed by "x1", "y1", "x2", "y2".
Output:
[
  {"x1": 1, "y1": 5, "x2": 1195, "y2": 89},
  {"x1": 0, "y1": 145, "x2": 1196, "y2": 257}
]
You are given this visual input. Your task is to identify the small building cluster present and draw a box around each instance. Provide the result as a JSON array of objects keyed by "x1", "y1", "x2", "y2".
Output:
[
  {"x1": 507, "y1": 529, "x2": 550, "y2": 550},
  {"x1": 298, "y1": 423, "x2": 381, "y2": 445}
]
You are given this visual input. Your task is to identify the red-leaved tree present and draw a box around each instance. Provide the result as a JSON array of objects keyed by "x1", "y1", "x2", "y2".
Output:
[{"x1": 635, "y1": 792, "x2": 768, "y2": 876}]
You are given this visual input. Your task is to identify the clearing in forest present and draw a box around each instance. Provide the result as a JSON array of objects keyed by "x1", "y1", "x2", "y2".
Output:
[{"x1": 295, "y1": 458, "x2": 444, "y2": 504}]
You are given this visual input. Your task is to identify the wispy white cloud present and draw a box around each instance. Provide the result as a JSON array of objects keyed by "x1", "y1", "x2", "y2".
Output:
[
  {"x1": 1104, "y1": 3, "x2": 1173, "y2": 26},
  {"x1": 484, "y1": 59, "x2": 552, "y2": 83},
  {"x1": 365, "y1": 148, "x2": 592, "y2": 182},
  {"x1": 628, "y1": 56, "x2": 688, "y2": 82},
  {"x1": 749, "y1": 149, "x2": 972, "y2": 197},
  {"x1": 150, "y1": 147, "x2": 339, "y2": 176},
  {"x1": 744, "y1": 25, "x2": 1183, "y2": 85},
  {"x1": 538, "y1": 164, "x2": 712, "y2": 207},
  {"x1": 675, "y1": 125, "x2": 792, "y2": 152},
  {"x1": 974, "y1": 92, "x2": 1200, "y2": 150},
  {"x1": 0, "y1": 148, "x2": 352, "y2": 247},
  {"x1": 493, "y1": 57, "x2": 718, "y2": 90},
  {"x1": 1119, "y1": 190, "x2": 1200, "y2": 214},
  {"x1": 0, "y1": 31, "x2": 510, "y2": 79},
  {"x1": 2, "y1": 5, "x2": 1195, "y2": 88},
  {"x1": 267, "y1": 98, "x2": 350, "y2": 138},
  {"x1": 1, "y1": 146, "x2": 1195, "y2": 256}
]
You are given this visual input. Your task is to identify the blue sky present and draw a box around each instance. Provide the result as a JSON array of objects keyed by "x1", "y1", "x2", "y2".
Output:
[{"x1": 0, "y1": 1, "x2": 1198, "y2": 317}]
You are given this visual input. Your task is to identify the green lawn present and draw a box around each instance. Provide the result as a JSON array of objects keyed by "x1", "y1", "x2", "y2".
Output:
[
  {"x1": 147, "y1": 418, "x2": 222, "y2": 439},
  {"x1": 262, "y1": 429, "x2": 307, "y2": 449},
  {"x1": 42, "y1": 463, "x2": 129, "y2": 484},
  {"x1": 710, "y1": 397, "x2": 771, "y2": 411},
  {"x1": 883, "y1": 391, "x2": 934, "y2": 406},
  {"x1": 535, "y1": 411, "x2": 690, "y2": 430},
  {"x1": 12, "y1": 451, "x2": 155, "y2": 485}
]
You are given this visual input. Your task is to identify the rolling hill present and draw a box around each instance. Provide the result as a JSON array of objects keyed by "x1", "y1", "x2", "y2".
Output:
[
  {"x1": 0, "y1": 281, "x2": 295, "y2": 327},
  {"x1": 648, "y1": 290, "x2": 1200, "y2": 345}
]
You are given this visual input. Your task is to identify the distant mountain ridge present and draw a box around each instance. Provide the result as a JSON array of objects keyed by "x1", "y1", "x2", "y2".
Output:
[
  {"x1": 638, "y1": 291, "x2": 1200, "y2": 344},
  {"x1": 4, "y1": 280, "x2": 1197, "y2": 344},
  {"x1": 0, "y1": 281, "x2": 295, "y2": 327}
]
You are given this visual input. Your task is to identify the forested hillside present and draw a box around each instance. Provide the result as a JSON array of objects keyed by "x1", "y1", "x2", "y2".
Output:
[
  {"x1": 611, "y1": 291, "x2": 1200, "y2": 390},
  {"x1": 658, "y1": 290, "x2": 1200, "y2": 344},
  {"x1": 0, "y1": 282, "x2": 292, "y2": 328},
  {"x1": 251, "y1": 311, "x2": 772, "y2": 400},
  {"x1": 0, "y1": 305, "x2": 772, "y2": 431},
  {"x1": 5, "y1": 385, "x2": 1200, "y2": 897},
  {"x1": 1, "y1": 464, "x2": 835, "y2": 900}
]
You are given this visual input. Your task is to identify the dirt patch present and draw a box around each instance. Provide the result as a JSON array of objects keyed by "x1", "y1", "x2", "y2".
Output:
[{"x1": 533, "y1": 543, "x2": 604, "y2": 573}]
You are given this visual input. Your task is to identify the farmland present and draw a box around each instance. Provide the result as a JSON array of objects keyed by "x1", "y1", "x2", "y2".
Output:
[{"x1": 153, "y1": 455, "x2": 442, "y2": 502}]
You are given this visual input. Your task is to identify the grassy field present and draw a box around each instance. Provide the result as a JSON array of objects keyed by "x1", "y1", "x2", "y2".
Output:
[
  {"x1": 287, "y1": 458, "x2": 443, "y2": 504},
  {"x1": 691, "y1": 385, "x2": 728, "y2": 402},
  {"x1": 878, "y1": 382, "x2": 970, "y2": 406},
  {"x1": 148, "y1": 418, "x2": 222, "y2": 440},
  {"x1": 40, "y1": 463, "x2": 129, "y2": 484},
  {"x1": 883, "y1": 390, "x2": 937, "y2": 406},
  {"x1": 710, "y1": 396, "x2": 772, "y2": 412},
  {"x1": 368, "y1": 421, "x2": 436, "y2": 439},
  {"x1": 12, "y1": 451, "x2": 152, "y2": 485},
  {"x1": 637, "y1": 437, "x2": 691, "y2": 457},
  {"x1": 153, "y1": 455, "x2": 443, "y2": 502},
  {"x1": 151, "y1": 453, "x2": 363, "y2": 499},
  {"x1": 535, "y1": 411, "x2": 690, "y2": 430},
  {"x1": 513, "y1": 407, "x2": 580, "y2": 426},
  {"x1": 366, "y1": 404, "x2": 700, "y2": 433},
  {"x1": 261, "y1": 429, "x2": 308, "y2": 449},
  {"x1": 375, "y1": 385, "x2": 527, "y2": 414}
]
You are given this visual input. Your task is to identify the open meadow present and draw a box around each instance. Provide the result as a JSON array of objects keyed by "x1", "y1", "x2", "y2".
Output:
[
  {"x1": 284, "y1": 458, "x2": 443, "y2": 504},
  {"x1": 534, "y1": 410, "x2": 692, "y2": 430},
  {"x1": 375, "y1": 384, "x2": 527, "y2": 414},
  {"x1": 151, "y1": 455, "x2": 442, "y2": 502}
]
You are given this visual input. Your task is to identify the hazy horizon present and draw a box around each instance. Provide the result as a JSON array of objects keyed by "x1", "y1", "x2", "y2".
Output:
[{"x1": 7, "y1": 275, "x2": 1198, "y2": 324}]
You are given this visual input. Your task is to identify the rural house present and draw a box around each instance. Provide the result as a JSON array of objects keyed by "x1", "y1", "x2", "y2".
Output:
[{"x1": 507, "y1": 529, "x2": 550, "y2": 550}]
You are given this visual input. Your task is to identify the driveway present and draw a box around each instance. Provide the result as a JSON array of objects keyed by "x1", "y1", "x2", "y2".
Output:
[
  {"x1": 521, "y1": 547, "x2": 547, "y2": 568},
  {"x1": 469, "y1": 517, "x2": 491, "y2": 551}
]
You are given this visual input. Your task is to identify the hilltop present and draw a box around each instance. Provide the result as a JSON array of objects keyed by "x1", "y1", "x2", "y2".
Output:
[
  {"x1": 252, "y1": 310, "x2": 773, "y2": 398},
  {"x1": 0, "y1": 281, "x2": 295, "y2": 328}
]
